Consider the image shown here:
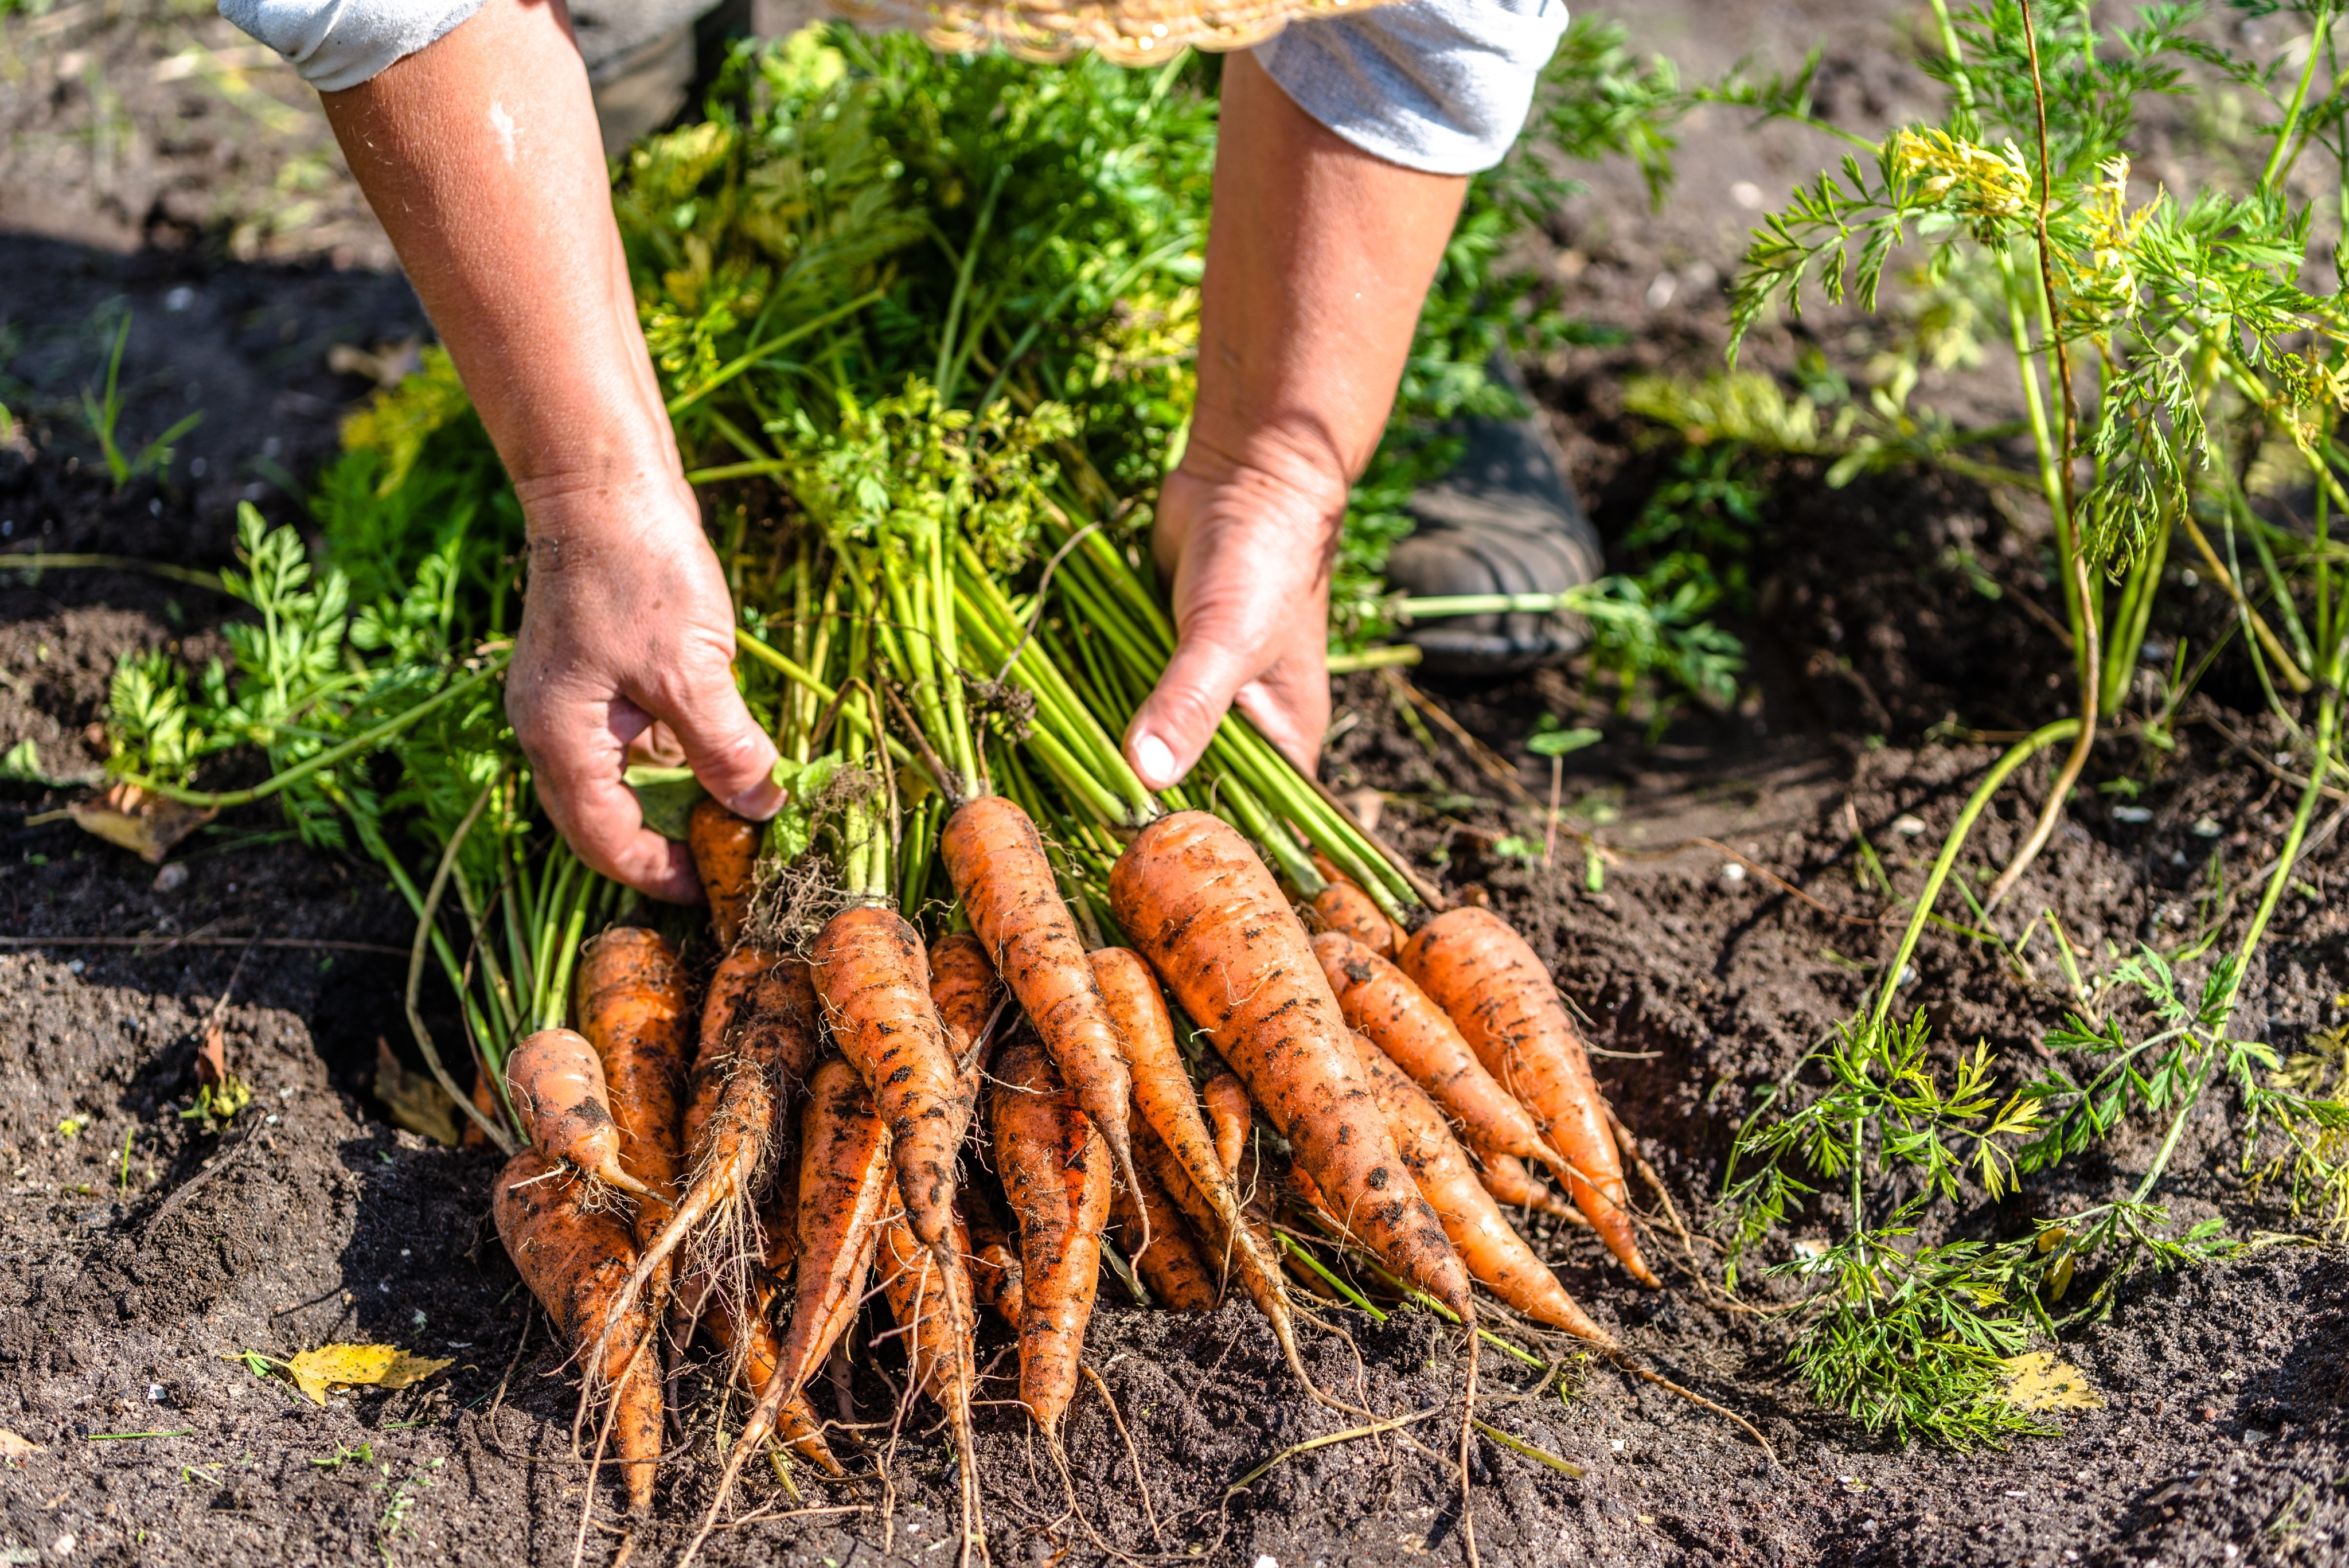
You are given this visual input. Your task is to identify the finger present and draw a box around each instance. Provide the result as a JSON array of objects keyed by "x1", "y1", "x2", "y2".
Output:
[
  {"x1": 1125, "y1": 630, "x2": 1258, "y2": 792},
  {"x1": 509, "y1": 683, "x2": 701, "y2": 902},
  {"x1": 657, "y1": 665, "x2": 784, "y2": 821},
  {"x1": 1232, "y1": 650, "x2": 1330, "y2": 779}
]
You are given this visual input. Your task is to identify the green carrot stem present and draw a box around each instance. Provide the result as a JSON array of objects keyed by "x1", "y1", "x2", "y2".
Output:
[
  {"x1": 1870, "y1": 719, "x2": 2082, "y2": 1033},
  {"x1": 665, "y1": 287, "x2": 888, "y2": 415},
  {"x1": 112, "y1": 654, "x2": 510, "y2": 808}
]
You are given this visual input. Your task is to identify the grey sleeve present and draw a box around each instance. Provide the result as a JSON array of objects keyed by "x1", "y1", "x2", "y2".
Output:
[
  {"x1": 217, "y1": 0, "x2": 490, "y2": 93},
  {"x1": 1253, "y1": 0, "x2": 1569, "y2": 177}
]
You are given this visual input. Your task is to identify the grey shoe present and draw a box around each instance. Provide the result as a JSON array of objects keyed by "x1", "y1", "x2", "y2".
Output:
[{"x1": 1383, "y1": 369, "x2": 1602, "y2": 677}]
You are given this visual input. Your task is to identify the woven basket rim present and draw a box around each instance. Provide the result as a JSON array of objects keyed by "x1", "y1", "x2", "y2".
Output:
[{"x1": 823, "y1": 0, "x2": 1416, "y2": 64}]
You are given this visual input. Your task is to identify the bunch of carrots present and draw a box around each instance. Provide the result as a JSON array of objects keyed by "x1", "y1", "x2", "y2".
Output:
[{"x1": 475, "y1": 401, "x2": 1664, "y2": 1555}]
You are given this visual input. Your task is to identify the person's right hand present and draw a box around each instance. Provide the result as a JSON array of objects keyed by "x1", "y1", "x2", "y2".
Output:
[{"x1": 506, "y1": 474, "x2": 782, "y2": 902}]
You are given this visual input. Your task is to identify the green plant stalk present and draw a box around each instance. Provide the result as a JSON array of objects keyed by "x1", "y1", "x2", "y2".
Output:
[
  {"x1": 2099, "y1": 514, "x2": 2171, "y2": 717},
  {"x1": 666, "y1": 287, "x2": 889, "y2": 416},
  {"x1": 112, "y1": 654, "x2": 511, "y2": 807},
  {"x1": 1871, "y1": 719, "x2": 2082, "y2": 1034},
  {"x1": 0, "y1": 554, "x2": 229, "y2": 593},
  {"x1": 2133, "y1": 689, "x2": 2339, "y2": 1204},
  {"x1": 2260, "y1": 2, "x2": 2335, "y2": 194},
  {"x1": 405, "y1": 780, "x2": 516, "y2": 1150}
]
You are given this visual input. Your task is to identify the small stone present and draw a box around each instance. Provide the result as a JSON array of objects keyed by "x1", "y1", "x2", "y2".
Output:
[
  {"x1": 2192, "y1": 817, "x2": 2222, "y2": 838},
  {"x1": 1718, "y1": 862, "x2": 1747, "y2": 891},
  {"x1": 2111, "y1": 805, "x2": 2152, "y2": 824},
  {"x1": 1892, "y1": 814, "x2": 1927, "y2": 836},
  {"x1": 154, "y1": 863, "x2": 189, "y2": 894}
]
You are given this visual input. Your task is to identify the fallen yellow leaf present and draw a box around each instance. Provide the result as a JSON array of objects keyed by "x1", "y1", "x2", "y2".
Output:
[
  {"x1": 68, "y1": 781, "x2": 216, "y2": 864},
  {"x1": 0, "y1": 1427, "x2": 41, "y2": 1461},
  {"x1": 284, "y1": 1344, "x2": 454, "y2": 1406},
  {"x1": 2001, "y1": 1351, "x2": 2105, "y2": 1411}
]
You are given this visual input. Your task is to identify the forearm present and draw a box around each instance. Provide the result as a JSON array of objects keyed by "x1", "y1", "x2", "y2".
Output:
[
  {"x1": 1181, "y1": 53, "x2": 1469, "y2": 522},
  {"x1": 319, "y1": 0, "x2": 680, "y2": 512}
]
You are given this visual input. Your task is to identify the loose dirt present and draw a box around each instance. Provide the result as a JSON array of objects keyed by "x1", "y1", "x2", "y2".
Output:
[{"x1": 4, "y1": 2, "x2": 2344, "y2": 1565}]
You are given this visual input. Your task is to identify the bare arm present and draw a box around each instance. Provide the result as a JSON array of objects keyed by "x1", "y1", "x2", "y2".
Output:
[
  {"x1": 321, "y1": 0, "x2": 779, "y2": 901},
  {"x1": 1124, "y1": 50, "x2": 1468, "y2": 789}
]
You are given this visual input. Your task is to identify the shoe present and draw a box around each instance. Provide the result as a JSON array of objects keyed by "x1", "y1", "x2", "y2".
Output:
[{"x1": 1382, "y1": 362, "x2": 1602, "y2": 677}]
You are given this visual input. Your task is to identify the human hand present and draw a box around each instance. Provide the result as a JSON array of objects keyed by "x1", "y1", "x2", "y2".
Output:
[
  {"x1": 507, "y1": 475, "x2": 782, "y2": 902},
  {"x1": 1122, "y1": 446, "x2": 1347, "y2": 791}
]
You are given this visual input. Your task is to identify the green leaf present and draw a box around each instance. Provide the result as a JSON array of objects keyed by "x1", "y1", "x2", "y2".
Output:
[
  {"x1": 625, "y1": 765, "x2": 707, "y2": 842},
  {"x1": 1527, "y1": 726, "x2": 1602, "y2": 758}
]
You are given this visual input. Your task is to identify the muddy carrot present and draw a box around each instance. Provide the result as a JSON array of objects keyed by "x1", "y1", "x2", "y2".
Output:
[
  {"x1": 1476, "y1": 1151, "x2": 1589, "y2": 1227},
  {"x1": 990, "y1": 1033, "x2": 1111, "y2": 1434},
  {"x1": 692, "y1": 1281, "x2": 843, "y2": 1476},
  {"x1": 942, "y1": 794, "x2": 1141, "y2": 1214},
  {"x1": 494, "y1": 1148, "x2": 664, "y2": 1514},
  {"x1": 576, "y1": 926, "x2": 692, "y2": 1302},
  {"x1": 1351, "y1": 1035, "x2": 1613, "y2": 1344},
  {"x1": 504, "y1": 1027, "x2": 650, "y2": 1196},
  {"x1": 689, "y1": 797, "x2": 763, "y2": 950},
  {"x1": 1089, "y1": 946, "x2": 1309, "y2": 1361},
  {"x1": 1108, "y1": 811, "x2": 1472, "y2": 1320},
  {"x1": 1110, "y1": 1154, "x2": 1219, "y2": 1310},
  {"x1": 876, "y1": 1179, "x2": 980, "y2": 1417},
  {"x1": 1304, "y1": 850, "x2": 1409, "y2": 957},
  {"x1": 1203, "y1": 1071, "x2": 1250, "y2": 1177},
  {"x1": 811, "y1": 905, "x2": 969, "y2": 1255},
  {"x1": 735, "y1": 1057, "x2": 891, "y2": 1458},
  {"x1": 1313, "y1": 931, "x2": 1570, "y2": 1184},
  {"x1": 961, "y1": 1188, "x2": 1025, "y2": 1330},
  {"x1": 1400, "y1": 907, "x2": 1656, "y2": 1286}
]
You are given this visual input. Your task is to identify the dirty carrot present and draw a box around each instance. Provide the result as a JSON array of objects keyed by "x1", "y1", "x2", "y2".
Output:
[
  {"x1": 1089, "y1": 945, "x2": 1313, "y2": 1371},
  {"x1": 1302, "y1": 851, "x2": 1408, "y2": 957},
  {"x1": 1313, "y1": 931, "x2": 1571, "y2": 1184},
  {"x1": 811, "y1": 904, "x2": 969, "y2": 1255},
  {"x1": 493, "y1": 1148, "x2": 664, "y2": 1514},
  {"x1": 877, "y1": 1179, "x2": 980, "y2": 1416},
  {"x1": 689, "y1": 797, "x2": 763, "y2": 950},
  {"x1": 1400, "y1": 908, "x2": 1657, "y2": 1286},
  {"x1": 503, "y1": 1027, "x2": 650, "y2": 1196},
  {"x1": 1203, "y1": 1071, "x2": 1250, "y2": 1177},
  {"x1": 1474, "y1": 1151, "x2": 1589, "y2": 1227},
  {"x1": 961, "y1": 1188, "x2": 1025, "y2": 1330},
  {"x1": 575, "y1": 926, "x2": 692, "y2": 1258},
  {"x1": 733, "y1": 1056, "x2": 891, "y2": 1461},
  {"x1": 1351, "y1": 1035, "x2": 1613, "y2": 1344},
  {"x1": 990, "y1": 1033, "x2": 1111, "y2": 1434},
  {"x1": 1109, "y1": 811, "x2": 1472, "y2": 1321},
  {"x1": 942, "y1": 794, "x2": 1141, "y2": 1215},
  {"x1": 1110, "y1": 1151, "x2": 1219, "y2": 1310}
]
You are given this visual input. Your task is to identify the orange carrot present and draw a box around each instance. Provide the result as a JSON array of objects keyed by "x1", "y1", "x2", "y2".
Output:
[
  {"x1": 1476, "y1": 1151, "x2": 1589, "y2": 1227},
  {"x1": 1304, "y1": 850, "x2": 1409, "y2": 957},
  {"x1": 876, "y1": 1178, "x2": 980, "y2": 1417},
  {"x1": 689, "y1": 797, "x2": 763, "y2": 950},
  {"x1": 1351, "y1": 1034, "x2": 1612, "y2": 1344},
  {"x1": 1110, "y1": 1154, "x2": 1219, "y2": 1311},
  {"x1": 576, "y1": 927, "x2": 691, "y2": 1249},
  {"x1": 494, "y1": 1148, "x2": 664, "y2": 1514},
  {"x1": 989, "y1": 1033, "x2": 1111, "y2": 1434},
  {"x1": 1108, "y1": 812, "x2": 1472, "y2": 1320},
  {"x1": 1089, "y1": 946, "x2": 1307, "y2": 1364},
  {"x1": 1313, "y1": 931, "x2": 1571, "y2": 1184},
  {"x1": 928, "y1": 931, "x2": 1004, "y2": 1078},
  {"x1": 1400, "y1": 907, "x2": 1656, "y2": 1285},
  {"x1": 961, "y1": 1188, "x2": 1025, "y2": 1330},
  {"x1": 504, "y1": 1027, "x2": 650, "y2": 1196},
  {"x1": 811, "y1": 905, "x2": 969, "y2": 1255},
  {"x1": 1203, "y1": 1071, "x2": 1250, "y2": 1177},
  {"x1": 463, "y1": 1063, "x2": 499, "y2": 1148},
  {"x1": 733, "y1": 1057, "x2": 891, "y2": 1459},
  {"x1": 692, "y1": 1282, "x2": 843, "y2": 1476},
  {"x1": 942, "y1": 795, "x2": 1141, "y2": 1212}
]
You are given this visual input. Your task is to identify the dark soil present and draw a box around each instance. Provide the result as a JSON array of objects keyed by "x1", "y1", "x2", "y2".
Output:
[{"x1": 5, "y1": 3, "x2": 2345, "y2": 1566}]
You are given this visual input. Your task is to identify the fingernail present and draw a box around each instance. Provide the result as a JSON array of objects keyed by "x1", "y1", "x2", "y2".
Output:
[
  {"x1": 725, "y1": 778, "x2": 784, "y2": 821},
  {"x1": 1133, "y1": 732, "x2": 1178, "y2": 790}
]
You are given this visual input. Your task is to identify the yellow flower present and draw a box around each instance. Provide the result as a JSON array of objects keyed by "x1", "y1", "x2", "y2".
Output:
[{"x1": 1887, "y1": 128, "x2": 2034, "y2": 221}]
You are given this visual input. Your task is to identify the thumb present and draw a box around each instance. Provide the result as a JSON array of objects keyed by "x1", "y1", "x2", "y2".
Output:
[
  {"x1": 662, "y1": 673, "x2": 784, "y2": 821},
  {"x1": 1125, "y1": 629, "x2": 1255, "y2": 793}
]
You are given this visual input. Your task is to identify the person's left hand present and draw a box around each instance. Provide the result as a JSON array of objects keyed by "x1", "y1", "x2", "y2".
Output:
[{"x1": 1122, "y1": 443, "x2": 1347, "y2": 790}]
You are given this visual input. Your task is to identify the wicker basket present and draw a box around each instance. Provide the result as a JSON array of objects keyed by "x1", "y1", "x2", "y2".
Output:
[{"x1": 826, "y1": 0, "x2": 1411, "y2": 64}]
